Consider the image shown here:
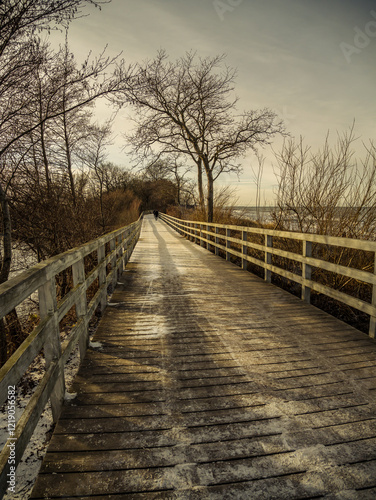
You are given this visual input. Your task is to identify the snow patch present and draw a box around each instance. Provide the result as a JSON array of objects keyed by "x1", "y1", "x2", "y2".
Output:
[
  {"x1": 89, "y1": 341, "x2": 103, "y2": 349},
  {"x1": 64, "y1": 391, "x2": 77, "y2": 401}
]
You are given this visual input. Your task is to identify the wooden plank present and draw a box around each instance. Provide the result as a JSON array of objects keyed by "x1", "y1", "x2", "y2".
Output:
[
  {"x1": 0, "y1": 216, "x2": 143, "y2": 495},
  {"x1": 162, "y1": 213, "x2": 376, "y2": 327},
  {"x1": 0, "y1": 317, "x2": 51, "y2": 406},
  {"x1": 0, "y1": 222, "x2": 135, "y2": 316},
  {"x1": 0, "y1": 362, "x2": 58, "y2": 498},
  {"x1": 161, "y1": 213, "x2": 376, "y2": 252},
  {"x1": 54, "y1": 415, "x2": 175, "y2": 434},
  {"x1": 72, "y1": 259, "x2": 89, "y2": 359},
  {"x1": 40, "y1": 448, "x2": 183, "y2": 473},
  {"x1": 60, "y1": 401, "x2": 168, "y2": 419},
  {"x1": 46, "y1": 430, "x2": 176, "y2": 453},
  {"x1": 370, "y1": 252, "x2": 376, "y2": 337},
  {"x1": 30, "y1": 215, "x2": 376, "y2": 498},
  {"x1": 31, "y1": 468, "x2": 177, "y2": 498},
  {"x1": 38, "y1": 278, "x2": 65, "y2": 422}
]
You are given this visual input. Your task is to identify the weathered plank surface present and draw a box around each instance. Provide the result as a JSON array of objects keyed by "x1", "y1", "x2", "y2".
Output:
[{"x1": 31, "y1": 215, "x2": 376, "y2": 499}]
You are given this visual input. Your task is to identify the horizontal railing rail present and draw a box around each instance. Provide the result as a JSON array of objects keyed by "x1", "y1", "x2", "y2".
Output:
[
  {"x1": 160, "y1": 213, "x2": 376, "y2": 339},
  {"x1": 0, "y1": 214, "x2": 143, "y2": 496}
]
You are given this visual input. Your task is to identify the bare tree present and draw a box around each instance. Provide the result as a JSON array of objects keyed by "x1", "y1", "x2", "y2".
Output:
[
  {"x1": 272, "y1": 128, "x2": 376, "y2": 327},
  {"x1": 51, "y1": 39, "x2": 97, "y2": 206},
  {"x1": 79, "y1": 121, "x2": 132, "y2": 230},
  {"x1": 0, "y1": 1, "x2": 115, "y2": 156},
  {"x1": 144, "y1": 156, "x2": 194, "y2": 206},
  {"x1": 0, "y1": 1, "x2": 127, "y2": 289},
  {"x1": 0, "y1": 0, "x2": 135, "y2": 364},
  {"x1": 122, "y1": 50, "x2": 285, "y2": 222},
  {"x1": 273, "y1": 126, "x2": 376, "y2": 238},
  {"x1": 0, "y1": 0, "x2": 135, "y2": 286},
  {"x1": 0, "y1": 0, "x2": 109, "y2": 56}
]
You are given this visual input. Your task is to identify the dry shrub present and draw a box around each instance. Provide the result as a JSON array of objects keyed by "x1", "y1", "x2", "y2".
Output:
[
  {"x1": 100, "y1": 189, "x2": 141, "y2": 231},
  {"x1": 273, "y1": 127, "x2": 376, "y2": 240},
  {"x1": 271, "y1": 129, "x2": 376, "y2": 332}
]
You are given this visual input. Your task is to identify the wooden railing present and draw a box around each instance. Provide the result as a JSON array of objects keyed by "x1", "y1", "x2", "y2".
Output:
[
  {"x1": 160, "y1": 213, "x2": 376, "y2": 338},
  {"x1": 0, "y1": 215, "x2": 142, "y2": 496}
]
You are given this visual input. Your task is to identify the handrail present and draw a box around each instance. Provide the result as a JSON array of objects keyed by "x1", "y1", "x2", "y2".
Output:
[
  {"x1": 0, "y1": 214, "x2": 143, "y2": 497},
  {"x1": 160, "y1": 213, "x2": 376, "y2": 338}
]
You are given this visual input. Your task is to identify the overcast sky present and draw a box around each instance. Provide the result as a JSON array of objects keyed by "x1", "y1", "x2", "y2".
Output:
[{"x1": 53, "y1": 0, "x2": 376, "y2": 205}]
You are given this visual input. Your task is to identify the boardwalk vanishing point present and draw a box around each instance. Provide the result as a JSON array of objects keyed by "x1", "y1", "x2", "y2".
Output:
[{"x1": 31, "y1": 215, "x2": 376, "y2": 499}]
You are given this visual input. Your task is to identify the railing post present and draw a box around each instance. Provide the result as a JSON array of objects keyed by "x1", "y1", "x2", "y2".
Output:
[
  {"x1": 124, "y1": 227, "x2": 131, "y2": 265},
  {"x1": 129, "y1": 227, "x2": 135, "y2": 255},
  {"x1": 98, "y1": 244, "x2": 107, "y2": 313},
  {"x1": 207, "y1": 225, "x2": 212, "y2": 252},
  {"x1": 38, "y1": 278, "x2": 64, "y2": 422},
  {"x1": 265, "y1": 234, "x2": 272, "y2": 283},
  {"x1": 129, "y1": 226, "x2": 136, "y2": 258},
  {"x1": 302, "y1": 240, "x2": 312, "y2": 303},
  {"x1": 200, "y1": 224, "x2": 205, "y2": 248},
  {"x1": 242, "y1": 230, "x2": 248, "y2": 270},
  {"x1": 117, "y1": 233, "x2": 124, "y2": 278},
  {"x1": 369, "y1": 252, "x2": 376, "y2": 338},
  {"x1": 226, "y1": 228, "x2": 231, "y2": 261},
  {"x1": 215, "y1": 227, "x2": 220, "y2": 256},
  {"x1": 194, "y1": 223, "x2": 199, "y2": 245},
  {"x1": 110, "y1": 238, "x2": 117, "y2": 290},
  {"x1": 72, "y1": 257, "x2": 89, "y2": 359}
]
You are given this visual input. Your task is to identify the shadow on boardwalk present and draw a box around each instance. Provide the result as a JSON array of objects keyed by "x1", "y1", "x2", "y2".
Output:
[{"x1": 31, "y1": 215, "x2": 376, "y2": 499}]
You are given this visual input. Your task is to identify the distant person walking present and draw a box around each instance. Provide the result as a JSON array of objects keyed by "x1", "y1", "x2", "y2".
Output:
[{"x1": 153, "y1": 210, "x2": 159, "y2": 220}]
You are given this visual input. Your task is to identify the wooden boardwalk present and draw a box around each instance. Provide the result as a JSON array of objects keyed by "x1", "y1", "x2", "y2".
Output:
[{"x1": 31, "y1": 215, "x2": 376, "y2": 499}]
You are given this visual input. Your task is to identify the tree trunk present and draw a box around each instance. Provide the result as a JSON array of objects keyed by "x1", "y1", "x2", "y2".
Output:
[
  {"x1": 197, "y1": 160, "x2": 205, "y2": 214},
  {"x1": 38, "y1": 83, "x2": 51, "y2": 194},
  {"x1": 0, "y1": 182, "x2": 12, "y2": 284},
  {"x1": 99, "y1": 184, "x2": 106, "y2": 231},
  {"x1": 63, "y1": 111, "x2": 77, "y2": 207},
  {"x1": 0, "y1": 183, "x2": 11, "y2": 365},
  {"x1": 206, "y1": 170, "x2": 214, "y2": 223},
  {"x1": 0, "y1": 182, "x2": 25, "y2": 366},
  {"x1": 175, "y1": 176, "x2": 181, "y2": 205},
  {"x1": 40, "y1": 121, "x2": 51, "y2": 193}
]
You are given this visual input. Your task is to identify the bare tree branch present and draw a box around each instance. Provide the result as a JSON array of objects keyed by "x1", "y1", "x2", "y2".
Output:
[{"x1": 120, "y1": 51, "x2": 285, "y2": 221}]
